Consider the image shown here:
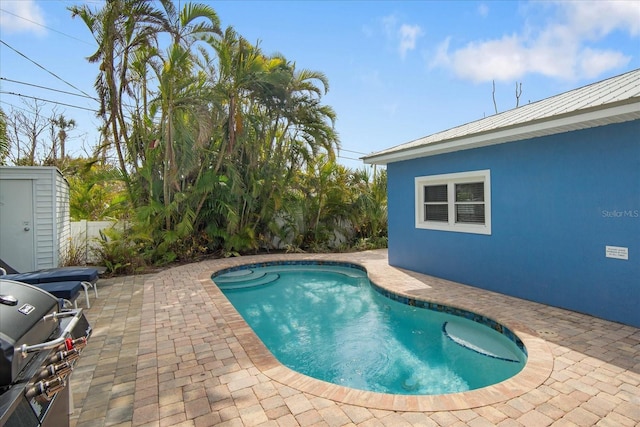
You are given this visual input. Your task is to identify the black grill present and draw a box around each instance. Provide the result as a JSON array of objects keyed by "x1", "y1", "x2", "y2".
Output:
[{"x1": 0, "y1": 279, "x2": 91, "y2": 427}]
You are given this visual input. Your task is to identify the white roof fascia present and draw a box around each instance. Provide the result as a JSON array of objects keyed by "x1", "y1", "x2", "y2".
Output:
[{"x1": 363, "y1": 100, "x2": 640, "y2": 165}]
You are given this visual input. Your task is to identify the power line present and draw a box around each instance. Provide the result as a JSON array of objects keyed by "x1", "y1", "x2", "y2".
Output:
[
  {"x1": 1, "y1": 77, "x2": 138, "y2": 111},
  {"x1": 0, "y1": 100, "x2": 32, "y2": 114},
  {"x1": 339, "y1": 148, "x2": 367, "y2": 155},
  {"x1": 337, "y1": 154, "x2": 362, "y2": 162},
  {"x1": 0, "y1": 91, "x2": 97, "y2": 112},
  {"x1": 1, "y1": 77, "x2": 98, "y2": 101},
  {"x1": 0, "y1": 7, "x2": 95, "y2": 46},
  {"x1": 2, "y1": 94, "x2": 365, "y2": 162},
  {"x1": 0, "y1": 39, "x2": 97, "y2": 102}
]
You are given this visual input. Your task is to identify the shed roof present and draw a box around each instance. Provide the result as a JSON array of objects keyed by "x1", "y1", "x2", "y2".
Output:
[{"x1": 363, "y1": 68, "x2": 640, "y2": 165}]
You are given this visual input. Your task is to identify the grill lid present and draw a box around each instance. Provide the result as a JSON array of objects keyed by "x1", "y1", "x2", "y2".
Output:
[{"x1": 0, "y1": 279, "x2": 60, "y2": 388}]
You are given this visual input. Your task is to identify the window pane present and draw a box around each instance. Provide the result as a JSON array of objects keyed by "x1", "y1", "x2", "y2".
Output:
[
  {"x1": 456, "y1": 204, "x2": 485, "y2": 224},
  {"x1": 425, "y1": 185, "x2": 448, "y2": 202},
  {"x1": 456, "y1": 182, "x2": 484, "y2": 202},
  {"x1": 425, "y1": 204, "x2": 448, "y2": 222}
]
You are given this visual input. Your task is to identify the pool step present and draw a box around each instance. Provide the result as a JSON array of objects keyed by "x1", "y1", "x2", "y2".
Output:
[
  {"x1": 215, "y1": 273, "x2": 280, "y2": 290},
  {"x1": 269, "y1": 265, "x2": 365, "y2": 278},
  {"x1": 216, "y1": 269, "x2": 254, "y2": 279},
  {"x1": 214, "y1": 270, "x2": 265, "y2": 283},
  {"x1": 442, "y1": 321, "x2": 521, "y2": 363}
]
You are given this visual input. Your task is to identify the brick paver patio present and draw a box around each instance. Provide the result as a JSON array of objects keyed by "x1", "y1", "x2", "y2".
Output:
[{"x1": 70, "y1": 250, "x2": 639, "y2": 426}]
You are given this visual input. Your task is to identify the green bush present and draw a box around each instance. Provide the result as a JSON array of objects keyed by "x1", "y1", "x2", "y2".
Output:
[{"x1": 92, "y1": 227, "x2": 147, "y2": 275}]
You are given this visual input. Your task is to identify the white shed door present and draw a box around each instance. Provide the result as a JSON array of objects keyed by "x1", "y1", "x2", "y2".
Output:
[{"x1": 0, "y1": 179, "x2": 35, "y2": 272}]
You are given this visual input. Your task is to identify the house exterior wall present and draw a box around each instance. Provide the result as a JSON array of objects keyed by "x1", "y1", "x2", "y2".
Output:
[{"x1": 387, "y1": 120, "x2": 640, "y2": 327}]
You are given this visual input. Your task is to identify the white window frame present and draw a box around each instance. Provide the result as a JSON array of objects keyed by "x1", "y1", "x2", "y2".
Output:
[{"x1": 415, "y1": 170, "x2": 491, "y2": 235}]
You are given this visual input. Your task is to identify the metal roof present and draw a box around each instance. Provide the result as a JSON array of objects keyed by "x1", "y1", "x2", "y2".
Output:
[{"x1": 363, "y1": 68, "x2": 640, "y2": 165}]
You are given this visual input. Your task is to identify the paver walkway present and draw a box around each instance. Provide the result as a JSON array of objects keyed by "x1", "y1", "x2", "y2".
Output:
[{"x1": 70, "y1": 250, "x2": 639, "y2": 426}]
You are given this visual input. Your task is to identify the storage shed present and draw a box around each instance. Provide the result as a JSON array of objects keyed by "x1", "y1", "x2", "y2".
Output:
[
  {"x1": 0, "y1": 166, "x2": 70, "y2": 272},
  {"x1": 363, "y1": 69, "x2": 640, "y2": 327}
]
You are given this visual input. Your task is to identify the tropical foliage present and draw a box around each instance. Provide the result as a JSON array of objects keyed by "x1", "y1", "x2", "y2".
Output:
[
  {"x1": 63, "y1": 0, "x2": 386, "y2": 271},
  {"x1": 65, "y1": 158, "x2": 128, "y2": 221}
]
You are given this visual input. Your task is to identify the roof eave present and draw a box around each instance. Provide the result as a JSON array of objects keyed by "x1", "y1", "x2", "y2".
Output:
[{"x1": 363, "y1": 100, "x2": 640, "y2": 166}]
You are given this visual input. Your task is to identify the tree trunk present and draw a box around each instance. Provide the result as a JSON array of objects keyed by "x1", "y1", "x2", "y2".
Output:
[{"x1": 163, "y1": 105, "x2": 173, "y2": 230}]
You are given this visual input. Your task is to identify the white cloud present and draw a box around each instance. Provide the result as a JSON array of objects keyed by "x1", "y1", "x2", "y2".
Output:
[
  {"x1": 381, "y1": 14, "x2": 399, "y2": 39},
  {"x1": 478, "y1": 3, "x2": 489, "y2": 18},
  {"x1": 0, "y1": 0, "x2": 46, "y2": 35},
  {"x1": 561, "y1": 0, "x2": 640, "y2": 38},
  {"x1": 430, "y1": 37, "x2": 452, "y2": 69},
  {"x1": 380, "y1": 14, "x2": 424, "y2": 59},
  {"x1": 446, "y1": 35, "x2": 528, "y2": 82},
  {"x1": 398, "y1": 24, "x2": 423, "y2": 58},
  {"x1": 431, "y1": 0, "x2": 638, "y2": 83},
  {"x1": 577, "y1": 48, "x2": 631, "y2": 79}
]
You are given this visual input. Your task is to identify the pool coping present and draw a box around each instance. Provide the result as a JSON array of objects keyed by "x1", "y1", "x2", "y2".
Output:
[{"x1": 199, "y1": 257, "x2": 554, "y2": 412}]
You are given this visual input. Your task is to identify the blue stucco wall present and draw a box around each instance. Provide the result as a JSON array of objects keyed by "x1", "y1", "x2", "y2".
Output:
[{"x1": 387, "y1": 120, "x2": 640, "y2": 327}]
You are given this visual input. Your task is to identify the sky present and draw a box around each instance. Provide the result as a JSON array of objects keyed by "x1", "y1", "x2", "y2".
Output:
[{"x1": 1, "y1": 0, "x2": 639, "y2": 170}]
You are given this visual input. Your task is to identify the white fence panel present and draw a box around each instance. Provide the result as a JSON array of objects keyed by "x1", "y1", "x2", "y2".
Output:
[{"x1": 70, "y1": 220, "x2": 117, "y2": 264}]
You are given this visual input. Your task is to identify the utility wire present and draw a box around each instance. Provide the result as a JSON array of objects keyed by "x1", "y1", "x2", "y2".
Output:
[
  {"x1": 0, "y1": 7, "x2": 95, "y2": 46},
  {"x1": 0, "y1": 14, "x2": 369, "y2": 162},
  {"x1": 0, "y1": 39, "x2": 97, "y2": 102},
  {"x1": 2, "y1": 93, "x2": 364, "y2": 162},
  {"x1": 339, "y1": 148, "x2": 367, "y2": 155},
  {"x1": 2, "y1": 83, "x2": 368, "y2": 160},
  {"x1": 0, "y1": 91, "x2": 97, "y2": 112},
  {"x1": 0, "y1": 100, "x2": 32, "y2": 113},
  {"x1": 1, "y1": 77, "x2": 97, "y2": 100},
  {"x1": 337, "y1": 154, "x2": 362, "y2": 161},
  {"x1": 3, "y1": 75, "x2": 139, "y2": 110}
]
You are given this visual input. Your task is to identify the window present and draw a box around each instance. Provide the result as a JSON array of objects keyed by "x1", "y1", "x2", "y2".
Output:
[{"x1": 415, "y1": 170, "x2": 491, "y2": 235}]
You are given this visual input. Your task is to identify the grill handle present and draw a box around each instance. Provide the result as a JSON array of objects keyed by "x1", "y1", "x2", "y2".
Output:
[{"x1": 19, "y1": 309, "x2": 84, "y2": 357}]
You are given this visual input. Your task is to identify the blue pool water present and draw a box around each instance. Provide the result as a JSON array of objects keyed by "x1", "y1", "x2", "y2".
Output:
[{"x1": 213, "y1": 263, "x2": 526, "y2": 395}]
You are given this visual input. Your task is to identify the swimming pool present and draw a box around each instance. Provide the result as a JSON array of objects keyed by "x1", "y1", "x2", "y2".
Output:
[{"x1": 212, "y1": 262, "x2": 527, "y2": 395}]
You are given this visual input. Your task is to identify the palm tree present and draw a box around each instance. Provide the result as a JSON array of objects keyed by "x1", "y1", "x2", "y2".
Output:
[
  {"x1": 205, "y1": 35, "x2": 342, "y2": 251},
  {"x1": 69, "y1": 1, "x2": 380, "y2": 260},
  {"x1": 207, "y1": 27, "x2": 269, "y2": 159},
  {"x1": 0, "y1": 108, "x2": 8, "y2": 165},
  {"x1": 150, "y1": 42, "x2": 213, "y2": 229},
  {"x1": 69, "y1": 0, "x2": 161, "y2": 198},
  {"x1": 147, "y1": 1, "x2": 221, "y2": 229},
  {"x1": 154, "y1": 0, "x2": 221, "y2": 47},
  {"x1": 351, "y1": 167, "x2": 388, "y2": 241},
  {"x1": 50, "y1": 114, "x2": 76, "y2": 160},
  {"x1": 71, "y1": 1, "x2": 221, "y2": 218},
  {"x1": 125, "y1": 44, "x2": 159, "y2": 169}
]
